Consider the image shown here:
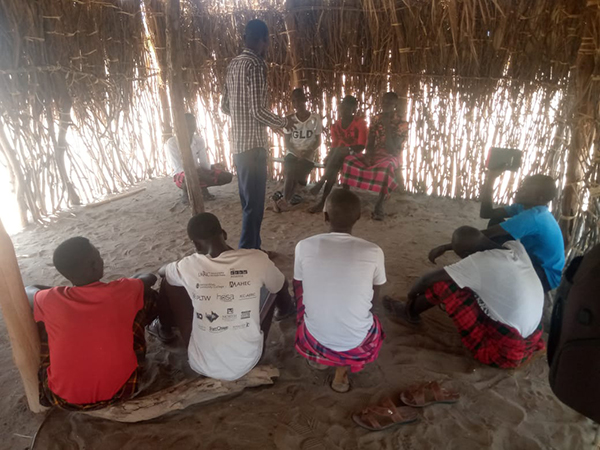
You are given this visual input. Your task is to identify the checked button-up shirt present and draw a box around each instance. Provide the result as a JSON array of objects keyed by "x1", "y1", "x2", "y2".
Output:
[{"x1": 221, "y1": 48, "x2": 286, "y2": 154}]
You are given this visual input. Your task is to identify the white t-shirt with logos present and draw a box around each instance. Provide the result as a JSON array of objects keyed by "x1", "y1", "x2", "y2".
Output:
[
  {"x1": 294, "y1": 233, "x2": 386, "y2": 352},
  {"x1": 165, "y1": 134, "x2": 211, "y2": 175},
  {"x1": 284, "y1": 113, "x2": 322, "y2": 157},
  {"x1": 444, "y1": 240, "x2": 544, "y2": 338},
  {"x1": 165, "y1": 249, "x2": 285, "y2": 381}
]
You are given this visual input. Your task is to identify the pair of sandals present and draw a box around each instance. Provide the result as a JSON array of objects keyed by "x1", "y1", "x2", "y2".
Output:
[
  {"x1": 353, "y1": 381, "x2": 460, "y2": 431},
  {"x1": 272, "y1": 191, "x2": 303, "y2": 213}
]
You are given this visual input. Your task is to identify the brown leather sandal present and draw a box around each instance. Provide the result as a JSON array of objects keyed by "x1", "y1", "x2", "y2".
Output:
[
  {"x1": 400, "y1": 381, "x2": 460, "y2": 407},
  {"x1": 352, "y1": 398, "x2": 419, "y2": 431}
]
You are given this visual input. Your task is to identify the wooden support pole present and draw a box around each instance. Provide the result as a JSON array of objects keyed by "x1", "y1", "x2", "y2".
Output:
[
  {"x1": 165, "y1": 0, "x2": 204, "y2": 215},
  {"x1": 284, "y1": 0, "x2": 301, "y2": 88},
  {"x1": 561, "y1": 13, "x2": 595, "y2": 245},
  {"x1": 0, "y1": 219, "x2": 45, "y2": 413}
]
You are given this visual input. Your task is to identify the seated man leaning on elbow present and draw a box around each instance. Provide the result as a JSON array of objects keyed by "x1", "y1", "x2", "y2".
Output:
[
  {"x1": 430, "y1": 171, "x2": 565, "y2": 292},
  {"x1": 150, "y1": 212, "x2": 295, "y2": 381},
  {"x1": 28, "y1": 237, "x2": 157, "y2": 410},
  {"x1": 294, "y1": 189, "x2": 386, "y2": 393},
  {"x1": 385, "y1": 226, "x2": 545, "y2": 369}
]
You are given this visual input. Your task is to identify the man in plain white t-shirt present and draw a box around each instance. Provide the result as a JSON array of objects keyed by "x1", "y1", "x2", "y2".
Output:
[
  {"x1": 294, "y1": 189, "x2": 386, "y2": 393},
  {"x1": 384, "y1": 226, "x2": 545, "y2": 369},
  {"x1": 150, "y1": 213, "x2": 295, "y2": 381},
  {"x1": 165, "y1": 113, "x2": 233, "y2": 202},
  {"x1": 272, "y1": 88, "x2": 323, "y2": 212}
]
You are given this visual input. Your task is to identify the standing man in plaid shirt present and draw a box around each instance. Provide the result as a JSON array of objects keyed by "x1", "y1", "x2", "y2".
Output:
[{"x1": 222, "y1": 19, "x2": 295, "y2": 250}]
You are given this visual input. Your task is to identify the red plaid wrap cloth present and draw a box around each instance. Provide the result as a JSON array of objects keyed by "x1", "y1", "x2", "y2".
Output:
[
  {"x1": 340, "y1": 153, "x2": 400, "y2": 196},
  {"x1": 173, "y1": 167, "x2": 225, "y2": 189},
  {"x1": 426, "y1": 281, "x2": 545, "y2": 369},
  {"x1": 293, "y1": 280, "x2": 384, "y2": 373}
]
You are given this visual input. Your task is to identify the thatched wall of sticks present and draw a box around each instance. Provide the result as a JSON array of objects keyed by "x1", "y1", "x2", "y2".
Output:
[{"x1": 0, "y1": 0, "x2": 598, "y2": 253}]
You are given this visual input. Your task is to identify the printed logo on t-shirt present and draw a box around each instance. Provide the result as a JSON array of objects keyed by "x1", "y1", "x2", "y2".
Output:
[
  {"x1": 230, "y1": 280, "x2": 251, "y2": 288},
  {"x1": 292, "y1": 130, "x2": 314, "y2": 139},
  {"x1": 206, "y1": 311, "x2": 219, "y2": 323},
  {"x1": 193, "y1": 294, "x2": 212, "y2": 301},
  {"x1": 233, "y1": 322, "x2": 250, "y2": 330},
  {"x1": 196, "y1": 283, "x2": 225, "y2": 290},
  {"x1": 196, "y1": 312, "x2": 203, "y2": 320},
  {"x1": 209, "y1": 325, "x2": 228, "y2": 333},
  {"x1": 222, "y1": 308, "x2": 238, "y2": 322},
  {"x1": 241, "y1": 310, "x2": 251, "y2": 319},
  {"x1": 230, "y1": 269, "x2": 248, "y2": 277},
  {"x1": 239, "y1": 292, "x2": 257, "y2": 300},
  {"x1": 217, "y1": 293, "x2": 235, "y2": 302},
  {"x1": 198, "y1": 270, "x2": 226, "y2": 277}
]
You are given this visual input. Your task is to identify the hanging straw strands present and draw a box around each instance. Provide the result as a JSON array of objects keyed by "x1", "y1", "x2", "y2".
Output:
[{"x1": 0, "y1": 0, "x2": 598, "y2": 253}]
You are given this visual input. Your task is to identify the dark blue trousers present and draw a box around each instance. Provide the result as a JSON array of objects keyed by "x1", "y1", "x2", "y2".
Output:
[{"x1": 233, "y1": 147, "x2": 267, "y2": 249}]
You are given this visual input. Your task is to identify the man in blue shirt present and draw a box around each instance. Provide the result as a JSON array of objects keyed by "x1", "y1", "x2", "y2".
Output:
[{"x1": 429, "y1": 171, "x2": 565, "y2": 291}]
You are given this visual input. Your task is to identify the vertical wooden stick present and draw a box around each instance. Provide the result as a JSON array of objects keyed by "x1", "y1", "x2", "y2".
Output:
[
  {"x1": 0, "y1": 219, "x2": 45, "y2": 413},
  {"x1": 166, "y1": 0, "x2": 204, "y2": 215}
]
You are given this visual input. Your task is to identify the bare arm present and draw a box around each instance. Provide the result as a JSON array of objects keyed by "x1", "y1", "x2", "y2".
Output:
[
  {"x1": 480, "y1": 170, "x2": 509, "y2": 219},
  {"x1": 372, "y1": 284, "x2": 382, "y2": 304},
  {"x1": 132, "y1": 273, "x2": 158, "y2": 297},
  {"x1": 428, "y1": 243, "x2": 453, "y2": 264},
  {"x1": 408, "y1": 268, "x2": 452, "y2": 300}
]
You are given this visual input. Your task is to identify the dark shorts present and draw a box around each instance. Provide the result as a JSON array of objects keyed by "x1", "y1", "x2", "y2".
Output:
[{"x1": 284, "y1": 153, "x2": 315, "y2": 186}]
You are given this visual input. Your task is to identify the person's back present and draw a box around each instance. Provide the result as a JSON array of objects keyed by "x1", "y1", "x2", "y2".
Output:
[
  {"x1": 501, "y1": 203, "x2": 564, "y2": 289},
  {"x1": 34, "y1": 279, "x2": 144, "y2": 404},
  {"x1": 444, "y1": 240, "x2": 544, "y2": 337},
  {"x1": 295, "y1": 233, "x2": 385, "y2": 350},
  {"x1": 163, "y1": 214, "x2": 288, "y2": 381},
  {"x1": 294, "y1": 189, "x2": 385, "y2": 393}
]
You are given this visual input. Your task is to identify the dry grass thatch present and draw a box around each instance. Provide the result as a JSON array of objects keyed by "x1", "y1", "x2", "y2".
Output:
[{"x1": 0, "y1": 0, "x2": 598, "y2": 253}]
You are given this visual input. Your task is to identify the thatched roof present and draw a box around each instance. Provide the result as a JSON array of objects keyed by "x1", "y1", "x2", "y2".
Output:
[{"x1": 0, "y1": 0, "x2": 598, "y2": 253}]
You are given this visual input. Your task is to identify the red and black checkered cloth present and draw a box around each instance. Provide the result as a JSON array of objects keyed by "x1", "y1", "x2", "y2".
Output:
[
  {"x1": 340, "y1": 153, "x2": 400, "y2": 196},
  {"x1": 173, "y1": 167, "x2": 225, "y2": 189},
  {"x1": 293, "y1": 280, "x2": 384, "y2": 373},
  {"x1": 426, "y1": 281, "x2": 545, "y2": 369}
]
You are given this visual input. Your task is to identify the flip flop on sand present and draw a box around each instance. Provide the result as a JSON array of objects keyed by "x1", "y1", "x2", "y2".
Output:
[
  {"x1": 352, "y1": 398, "x2": 419, "y2": 431},
  {"x1": 290, "y1": 193, "x2": 303, "y2": 206},
  {"x1": 400, "y1": 381, "x2": 460, "y2": 407},
  {"x1": 382, "y1": 296, "x2": 422, "y2": 325},
  {"x1": 306, "y1": 359, "x2": 329, "y2": 371}
]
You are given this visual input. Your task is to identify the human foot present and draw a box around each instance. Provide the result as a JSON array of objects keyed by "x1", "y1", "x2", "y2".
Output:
[{"x1": 331, "y1": 367, "x2": 350, "y2": 393}]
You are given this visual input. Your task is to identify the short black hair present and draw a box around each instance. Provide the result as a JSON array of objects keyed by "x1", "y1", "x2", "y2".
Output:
[
  {"x1": 326, "y1": 189, "x2": 361, "y2": 228},
  {"x1": 527, "y1": 174, "x2": 557, "y2": 203},
  {"x1": 187, "y1": 213, "x2": 223, "y2": 242},
  {"x1": 341, "y1": 95, "x2": 358, "y2": 108},
  {"x1": 244, "y1": 19, "x2": 269, "y2": 45},
  {"x1": 292, "y1": 88, "x2": 305, "y2": 100},
  {"x1": 53, "y1": 237, "x2": 95, "y2": 281}
]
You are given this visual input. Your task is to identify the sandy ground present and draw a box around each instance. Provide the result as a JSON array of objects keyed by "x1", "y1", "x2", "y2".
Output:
[{"x1": 1, "y1": 176, "x2": 597, "y2": 450}]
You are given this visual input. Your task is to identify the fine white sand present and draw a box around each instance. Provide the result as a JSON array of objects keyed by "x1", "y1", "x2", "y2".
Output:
[{"x1": 1, "y1": 177, "x2": 596, "y2": 450}]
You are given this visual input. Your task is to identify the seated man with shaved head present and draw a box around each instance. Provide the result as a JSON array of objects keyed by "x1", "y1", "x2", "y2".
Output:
[
  {"x1": 430, "y1": 172, "x2": 565, "y2": 292},
  {"x1": 294, "y1": 189, "x2": 386, "y2": 393},
  {"x1": 385, "y1": 226, "x2": 545, "y2": 369}
]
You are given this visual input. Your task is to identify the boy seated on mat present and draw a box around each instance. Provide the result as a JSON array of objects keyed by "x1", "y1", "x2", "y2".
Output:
[
  {"x1": 429, "y1": 172, "x2": 564, "y2": 292},
  {"x1": 150, "y1": 212, "x2": 295, "y2": 381},
  {"x1": 27, "y1": 237, "x2": 158, "y2": 410},
  {"x1": 385, "y1": 226, "x2": 545, "y2": 369},
  {"x1": 166, "y1": 113, "x2": 233, "y2": 203},
  {"x1": 272, "y1": 88, "x2": 322, "y2": 212},
  {"x1": 294, "y1": 189, "x2": 386, "y2": 392}
]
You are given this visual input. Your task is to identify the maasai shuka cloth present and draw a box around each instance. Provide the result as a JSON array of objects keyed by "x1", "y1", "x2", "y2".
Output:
[
  {"x1": 173, "y1": 167, "x2": 225, "y2": 189},
  {"x1": 293, "y1": 280, "x2": 384, "y2": 373},
  {"x1": 425, "y1": 280, "x2": 545, "y2": 369}
]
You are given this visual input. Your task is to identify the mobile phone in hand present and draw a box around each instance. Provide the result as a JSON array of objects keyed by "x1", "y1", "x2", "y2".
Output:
[{"x1": 486, "y1": 148, "x2": 522, "y2": 172}]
